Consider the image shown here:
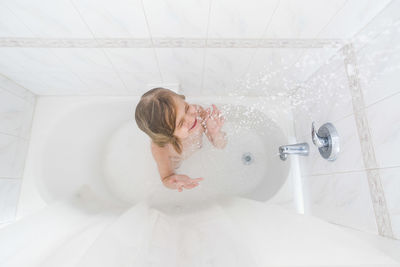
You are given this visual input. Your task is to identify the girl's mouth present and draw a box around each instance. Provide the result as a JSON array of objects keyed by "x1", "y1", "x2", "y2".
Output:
[{"x1": 189, "y1": 118, "x2": 197, "y2": 130}]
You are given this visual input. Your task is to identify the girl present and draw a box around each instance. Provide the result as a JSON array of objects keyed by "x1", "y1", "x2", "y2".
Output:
[{"x1": 135, "y1": 88, "x2": 227, "y2": 192}]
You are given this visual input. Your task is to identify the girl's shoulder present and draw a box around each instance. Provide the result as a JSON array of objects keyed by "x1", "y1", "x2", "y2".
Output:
[{"x1": 150, "y1": 140, "x2": 170, "y2": 155}]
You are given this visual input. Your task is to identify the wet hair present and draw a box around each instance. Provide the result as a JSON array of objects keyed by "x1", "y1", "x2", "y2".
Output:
[{"x1": 135, "y1": 87, "x2": 185, "y2": 154}]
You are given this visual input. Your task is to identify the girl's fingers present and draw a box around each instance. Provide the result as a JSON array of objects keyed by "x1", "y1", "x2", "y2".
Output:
[{"x1": 184, "y1": 183, "x2": 198, "y2": 189}]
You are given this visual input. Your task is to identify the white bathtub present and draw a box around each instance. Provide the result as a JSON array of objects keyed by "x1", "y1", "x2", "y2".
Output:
[
  {"x1": 17, "y1": 95, "x2": 302, "y2": 218},
  {"x1": 10, "y1": 96, "x2": 400, "y2": 267}
]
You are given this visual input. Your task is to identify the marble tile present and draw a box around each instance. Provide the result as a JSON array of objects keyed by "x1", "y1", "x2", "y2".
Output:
[
  {"x1": 0, "y1": 179, "x2": 21, "y2": 223},
  {"x1": 379, "y1": 167, "x2": 400, "y2": 239},
  {"x1": 119, "y1": 72, "x2": 162, "y2": 96},
  {"x1": 104, "y1": 48, "x2": 159, "y2": 73},
  {"x1": 0, "y1": 3, "x2": 35, "y2": 37},
  {"x1": 50, "y1": 48, "x2": 116, "y2": 73},
  {"x1": 5, "y1": 72, "x2": 88, "y2": 95},
  {"x1": 290, "y1": 48, "x2": 341, "y2": 83},
  {"x1": 0, "y1": 88, "x2": 32, "y2": 137},
  {"x1": 208, "y1": 0, "x2": 278, "y2": 38},
  {"x1": 205, "y1": 48, "x2": 254, "y2": 74},
  {"x1": 202, "y1": 70, "x2": 239, "y2": 96},
  {"x1": 0, "y1": 75, "x2": 35, "y2": 101},
  {"x1": 318, "y1": 0, "x2": 391, "y2": 39},
  {"x1": 155, "y1": 48, "x2": 204, "y2": 74},
  {"x1": 202, "y1": 48, "x2": 254, "y2": 95},
  {"x1": 0, "y1": 134, "x2": 29, "y2": 178},
  {"x1": 265, "y1": 0, "x2": 347, "y2": 39},
  {"x1": 356, "y1": 19, "x2": 400, "y2": 107},
  {"x1": 366, "y1": 93, "x2": 400, "y2": 168},
  {"x1": 308, "y1": 171, "x2": 378, "y2": 234},
  {"x1": 3, "y1": 0, "x2": 92, "y2": 38},
  {"x1": 0, "y1": 48, "x2": 70, "y2": 74},
  {"x1": 71, "y1": 0, "x2": 150, "y2": 38},
  {"x1": 75, "y1": 72, "x2": 127, "y2": 95},
  {"x1": 351, "y1": 0, "x2": 400, "y2": 52},
  {"x1": 19, "y1": 99, "x2": 35, "y2": 139},
  {"x1": 242, "y1": 48, "x2": 304, "y2": 96},
  {"x1": 160, "y1": 71, "x2": 203, "y2": 96},
  {"x1": 142, "y1": 0, "x2": 210, "y2": 38},
  {"x1": 10, "y1": 138, "x2": 29, "y2": 178}
]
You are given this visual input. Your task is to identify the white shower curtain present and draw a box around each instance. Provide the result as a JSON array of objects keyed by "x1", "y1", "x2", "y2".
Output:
[{"x1": 0, "y1": 195, "x2": 398, "y2": 267}]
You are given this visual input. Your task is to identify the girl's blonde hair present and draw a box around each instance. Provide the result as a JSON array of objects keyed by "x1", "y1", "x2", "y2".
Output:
[{"x1": 135, "y1": 87, "x2": 185, "y2": 154}]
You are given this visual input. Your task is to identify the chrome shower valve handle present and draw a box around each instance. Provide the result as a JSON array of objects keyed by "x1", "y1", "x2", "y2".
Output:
[
  {"x1": 311, "y1": 122, "x2": 328, "y2": 148},
  {"x1": 311, "y1": 121, "x2": 340, "y2": 161}
]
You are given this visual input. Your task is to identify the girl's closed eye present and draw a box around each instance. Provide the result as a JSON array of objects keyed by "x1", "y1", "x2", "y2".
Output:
[{"x1": 178, "y1": 104, "x2": 189, "y2": 128}]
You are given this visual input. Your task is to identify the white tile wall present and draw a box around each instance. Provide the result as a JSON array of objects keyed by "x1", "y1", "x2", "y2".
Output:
[
  {"x1": 264, "y1": 0, "x2": 347, "y2": 39},
  {"x1": 318, "y1": 0, "x2": 392, "y2": 39},
  {"x1": 0, "y1": 76, "x2": 35, "y2": 224},
  {"x1": 291, "y1": 51, "x2": 376, "y2": 234},
  {"x1": 3, "y1": 0, "x2": 92, "y2": 38},
  {"x1": 104, "y1": 48, "x2": 159, "y2": 73},
  {"x1": 143, "y1": 0, "x2": 210, "y2": 38},
  {"x1": 307, "y1": 171, "x2": 377, "y2": 234},
  {"x1": 71, "y1": 0, "x2": 150, "y2": 38},
  {"x1": 292, "y1": 0, "x2": 400, "y2": 239},
  {"x1": 203, "y1": 48, "x2": 254, "y2": 95},
  {"x1": 241, "y1": 48, "x2": 303, "y2": 96},
  {"x1": 208, "y1": 0, "x2": 278, "y2": 38},
  {"x1": 354, "y1": 2, "x2": 400, "y2": 239},
  {"x1": 0, "y1": 0, "x2": 390, "y2": 96},
  {"x1": 0, "y1": 179, "x2": 21, "y2": 223},
  {"x1": 0, "y1": 3, "x2": 35, "y2": 37},
  {"x1": 357, "y1": 22, "x2": 400, "y2": 106},
  {"x1": 380, "y1": 167, "x2": 400, "y2": 238},
  {"x1": 366, "y1": 93, "x2": 400, "y2": 169}
]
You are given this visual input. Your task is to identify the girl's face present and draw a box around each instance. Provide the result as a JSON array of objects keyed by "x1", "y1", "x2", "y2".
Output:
[{"x1": 173, "y1": 96, "x2": 198, "y2": 139}]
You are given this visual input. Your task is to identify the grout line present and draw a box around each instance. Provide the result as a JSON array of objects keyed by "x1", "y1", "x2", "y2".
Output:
[
  {"x1": 309, "y1": 165, "x2": 400, "y2": 177},
  {"x1": 364, "y1": 90, "x2": 400, "y2": 109},
  {"x1": 290, "y1": 41, "x2": 350, "y2": 97},
  {"x1": 140, "y1": 0, "x2": 164, "y2": 85},
  {"x1": 0, "y1": 131, "x2": 27, "y2": 139},
  {"x1": 0, "y1": 4, "x2": 39, "y2": 97},
  {"x1": 314, "y1": 0, "x2": 349, "y2": 39},
  {"x1": 234, "y1": 0, "x2": 281, "y2": 94},
  {"x1": 282, "y1": 0, "x2": 349, "y2": 97},
  {"x1": 200, "y1": 0, "x2": 213, "y2": 95},
  {"x1": 0, "y1": 74, "x2": 37, "y2": 100},
  {"x1": 7, "y1": 1, "x2": 93, "y2": 95},
  {"x1": 343, "y1": 43, "x2": 394, "y2": 239},
  {"x1": 14, "y1": 98, "x2": 37, "y2": 219},
  {"x1": 69, "y1": 0, "x2": 131, "y2": 94}
]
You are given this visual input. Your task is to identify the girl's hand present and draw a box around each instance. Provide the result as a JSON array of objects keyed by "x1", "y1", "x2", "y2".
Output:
[
  {"x1": 203, "y1": 104, "x2": 225, "y2": 137},
  {"x1": 163, "y1": 174, "x2": 204, "y2": 192}
]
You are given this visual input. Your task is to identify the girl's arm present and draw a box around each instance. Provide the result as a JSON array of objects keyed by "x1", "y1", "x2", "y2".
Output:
[{"x1": 150, "y1": 142, "x2": 203, "y2": 192}]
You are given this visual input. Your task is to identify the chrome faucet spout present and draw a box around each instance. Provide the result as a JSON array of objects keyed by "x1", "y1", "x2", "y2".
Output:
[{"x1": 279, "y1": 142, "x2": 309, "y2": 161}]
